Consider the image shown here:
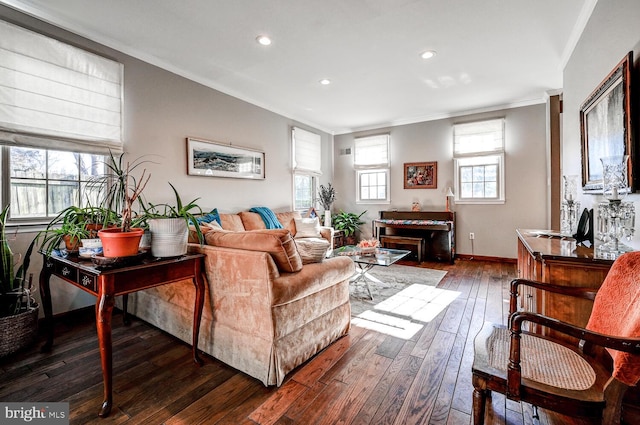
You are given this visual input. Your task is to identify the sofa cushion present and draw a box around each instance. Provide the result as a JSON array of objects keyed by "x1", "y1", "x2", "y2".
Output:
[
  {"x1": 294, "y1": 217, "x2": 321, "y2": 238},
  {"x1": 276, "y1": 212, "x2": 301, "y2": 235},
  {"x1": 220, "y1": 213, "x2": 245, "y2": 231},
  {"x1": 239, "y1": 211, "x2": 267, "y2": 230},
  {"x1": 205, "y1": 228, "x2": 303, "y2": 272},
  {"x1": 295, "y1": 237, "x2": 330, "y2": 264},
  {"x1": 239, "y1": 211, "x2": 300, "y2": 235},
  {"x1": 188, "y1": 221, "x2": 221, "y2": 243}
]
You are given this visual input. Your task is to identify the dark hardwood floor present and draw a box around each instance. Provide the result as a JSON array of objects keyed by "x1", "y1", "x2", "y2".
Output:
[{"x1": 0, "y1": 259, "x2": 604, "y2": 424}]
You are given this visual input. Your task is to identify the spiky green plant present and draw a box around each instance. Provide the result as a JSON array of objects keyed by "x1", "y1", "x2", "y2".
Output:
[
  {"x1": 0, "y1": 204, "x2": 37, "y2": 317},
  {"x1": 139, "y1": 182, "x2": 205, "y2": 244}
]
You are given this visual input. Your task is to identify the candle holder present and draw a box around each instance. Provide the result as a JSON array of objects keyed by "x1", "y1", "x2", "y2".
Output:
[
  {"x1": 596, "y1": 155, "x2": 635, "y2": 258},
  {"x1": 560, "y1": 175, "x2": 580, "y2": 236}
]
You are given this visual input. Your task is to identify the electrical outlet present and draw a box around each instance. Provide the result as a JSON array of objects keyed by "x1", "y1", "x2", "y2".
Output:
[{"x1": 469, "y1": 232, "x2": 475, "y2": 240}]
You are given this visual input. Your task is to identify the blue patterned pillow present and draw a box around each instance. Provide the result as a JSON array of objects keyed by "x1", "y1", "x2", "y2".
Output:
[{"x1": 192, "y1": 208, "x2": 221, "y2": 226}]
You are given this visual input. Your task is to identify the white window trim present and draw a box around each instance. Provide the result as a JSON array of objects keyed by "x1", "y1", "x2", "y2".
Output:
[
  {"x1": 356, "y1": 168, "x2": 390, "y2": 204},
  {"x1": 453, "y1": 153, "x2": 505, "y2": 204},
  {"x1": 292, "y1": 172, "x2": 317, "y2": 212},
  {"x1": 453, "y1": 119, "x2": 505, "y2": 204},
  {"x1": 354, "y1": 134, "x2": 390, "y2": 204}
]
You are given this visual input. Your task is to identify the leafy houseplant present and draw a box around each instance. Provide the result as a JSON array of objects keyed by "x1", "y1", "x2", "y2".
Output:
[
  {"x1": 38, "y1": 205, "x2": 92, "y2": 256},
  {"x1": 332, "y1": 210, "x2": 366, "y2": 245},
  {"x1": 141, "y1": 182, "x2": 204, "y2": 257},
  {"x1": 0, "y1": 204, "x2": 39, "y2": 356}
]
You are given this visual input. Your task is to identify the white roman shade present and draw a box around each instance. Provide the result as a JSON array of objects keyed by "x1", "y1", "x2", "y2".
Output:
[
  {"x1": 453, "y1": 119, "x2": 504, "y2": 156},
  {"x1": 354, "y1": 134, "x2": 389, "y2": 168},
  {"x1": 0, "y1": 20, "x2": 123, "y2": 154},
  {"x1": 292, "y1": 127, "x2": 322, "y2": 174}
]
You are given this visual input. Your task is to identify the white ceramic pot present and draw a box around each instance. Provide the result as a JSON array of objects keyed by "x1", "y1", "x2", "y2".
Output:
[{"x1": 149, "y1": 218, "x2": 188, "y2": 257}]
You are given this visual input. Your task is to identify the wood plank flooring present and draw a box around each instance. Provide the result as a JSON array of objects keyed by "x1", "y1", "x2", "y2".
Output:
[{"x1": 0, "y1": 259, "x2": 602, "y2": 424}]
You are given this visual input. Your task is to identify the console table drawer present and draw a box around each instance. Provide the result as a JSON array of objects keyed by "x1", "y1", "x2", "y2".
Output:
[
  {"x1": 56, "y1": 263, "x2": 78, "y2": 282},
  {"x1": 79, "y1": 271, "x2": 97, "y2": 292}
]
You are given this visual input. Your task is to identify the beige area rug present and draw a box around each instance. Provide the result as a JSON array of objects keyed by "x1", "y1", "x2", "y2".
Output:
[{"x1": 349, "y1": 264, "x2": 448, "y2": 318}]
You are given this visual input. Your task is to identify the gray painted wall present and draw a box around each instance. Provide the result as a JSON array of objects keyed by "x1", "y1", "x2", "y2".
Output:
[
  {"x1": 562, "y1": 0, "x2": 640, "y2": 251},
  {"x1": 1, "y1": 5, "x2": 334, "y2": 315},
  {"x1": 333, "y1": 104, "x2": 548, "y2": 260},
  {"x1": 6, "y1": 0, "x2": 640, "y2": 315}
]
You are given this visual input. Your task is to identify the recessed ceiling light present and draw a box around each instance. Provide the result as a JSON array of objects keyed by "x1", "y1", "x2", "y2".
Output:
[
  {"x1": 256, "y1": 35, "x2": 272, "y2": 46},
  {"x1": 421, "y1": 50, "x2": 437, "y2": 60},
  {"x1": 319, "y1": 79, "x2": 331, "y2": 85}
]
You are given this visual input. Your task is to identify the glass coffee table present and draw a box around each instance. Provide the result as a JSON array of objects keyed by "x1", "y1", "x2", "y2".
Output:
[{"x1": 333, "y1": 246, "x2": 411, "y2": 299}]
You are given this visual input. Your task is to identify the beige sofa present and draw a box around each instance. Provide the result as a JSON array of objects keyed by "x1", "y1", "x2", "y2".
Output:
[{"x1": 126, "y1": 210, "x2": 354, "y2": 386}]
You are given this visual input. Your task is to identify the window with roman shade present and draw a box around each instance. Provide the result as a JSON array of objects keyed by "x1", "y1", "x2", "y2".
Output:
[
  {"x1": 0, "y1": 19, "x2": 124, "y2": 154},
  {"x1": 292, "y1": 127, "x2": 322, "y2": 210},
  {"x1": 0, "y1": 20, "x2": 123, "y2": 222},
  {"x1": 453, "y1": 118, "x2": 505, "y2": 203},
  {"x1": 354, "y1": 134, "x2": 390, "y2": 203}
]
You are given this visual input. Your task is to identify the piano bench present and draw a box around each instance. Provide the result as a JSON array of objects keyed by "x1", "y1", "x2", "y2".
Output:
[{"x1": 379, "y1": 235, "x2": 423, "y2": 262}]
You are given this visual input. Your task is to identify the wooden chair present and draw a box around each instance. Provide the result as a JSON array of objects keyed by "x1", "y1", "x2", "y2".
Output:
[{"x1": 472, "y1": 251, "x2": 640, "y2": 425}]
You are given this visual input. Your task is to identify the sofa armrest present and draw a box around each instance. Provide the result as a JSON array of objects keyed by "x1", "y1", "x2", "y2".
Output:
[
  {"x1": 187, "y1": 243, "x2": 280, "y2": 334},
  {"x1": 319, "y1": 226, "x2": 335, "y2": 255}
]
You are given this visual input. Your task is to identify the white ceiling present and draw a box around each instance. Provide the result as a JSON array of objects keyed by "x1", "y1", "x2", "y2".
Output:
[{"x1": 1, "y1": 0, "x2": 595, "y2": 134}]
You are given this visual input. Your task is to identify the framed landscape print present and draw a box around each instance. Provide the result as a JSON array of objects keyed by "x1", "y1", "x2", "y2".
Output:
[
  {"x1": 186, "y1": 137, "x2": 265, "y2": 179},
  {"x1": 404, "y1": 161, "x2": 437, "y2": 189},
  {"x1": 580, "y1": 52, "x2": 634, "y2": 192}
]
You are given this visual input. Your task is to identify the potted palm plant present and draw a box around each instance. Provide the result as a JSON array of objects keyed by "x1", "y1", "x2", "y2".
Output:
[
  {"x1": 96, "y1": 152, "x2": 151, "y2": 258},
  {"x1": 141, "y1": 182, "x2": 204, "y2": 258},
  {"x1": 0, "y1": 204, "x2": 38, "y2": 357}
]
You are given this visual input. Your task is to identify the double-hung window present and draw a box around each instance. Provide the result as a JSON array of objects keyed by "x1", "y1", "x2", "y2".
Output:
[
  {"x1": 354, "y1": 134, "x2": 390, "y2": 203},
  {"x1": 292, "y1": 127, "x2": 321, "y2": 211},
  {"x1": 453, "y1": 119, "x2": 505, "y2": 204},
  {"x1": 0, "y1": 20, "x2": 123, "y2": 223}
]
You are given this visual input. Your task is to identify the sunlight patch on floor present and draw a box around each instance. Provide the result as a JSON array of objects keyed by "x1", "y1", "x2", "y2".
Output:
[
  {"x1": 351, "y1": 283, "x2": 460, "y2": 339},
  {"x1": 351, "y1": 310, "x2": 423, "y2": 339}
]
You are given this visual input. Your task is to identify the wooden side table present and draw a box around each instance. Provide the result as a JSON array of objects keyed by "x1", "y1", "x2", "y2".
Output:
[
  {"x1": 39, "y1": 252, "x2": 206, "y2": 417},
  {"x1": 333, "y1": 229, "x2": 345, "y2": 249}
]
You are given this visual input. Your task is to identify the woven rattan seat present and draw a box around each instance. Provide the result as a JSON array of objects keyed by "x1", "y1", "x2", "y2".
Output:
[
  {"x1": 471, "y1": 252, "x2": 640, "y2": 425},
  {"x1": 487, "y1": 327, "x2": 595, "y2": 390}
]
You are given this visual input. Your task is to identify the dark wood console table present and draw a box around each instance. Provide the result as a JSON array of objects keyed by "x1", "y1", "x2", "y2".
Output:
[
  {"x1": 373, "y1": 210, "x2": 455, "y2": 263},
  {"x1": 516, "y1": 229, "x2": 613, "y2": 341},
  {"x1": 39, "y1": 252, "x2": 206, "y2": 418}
]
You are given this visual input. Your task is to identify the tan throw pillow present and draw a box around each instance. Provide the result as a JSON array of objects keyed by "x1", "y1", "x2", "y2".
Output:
[
  {"x1": 295, "y1": 237, "x2": 330, "y2": 264},
  {"x1": 205, "y1": 229, "x2": 303, "y2": 273},
  {"x1": 276, "y1": 211, "x2": 302, "y2": 234},
  {"x1": 294, "y1": 217, "x2": 321, "y2": 239}
]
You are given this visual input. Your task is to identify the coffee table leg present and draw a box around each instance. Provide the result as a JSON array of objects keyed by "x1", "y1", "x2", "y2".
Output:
[
  {"x1": 351, "y1": 263, "x2": 375, "y2": 300},
  {"x1": 96, "y1": 291, "x2": 114, "y2": 418}
]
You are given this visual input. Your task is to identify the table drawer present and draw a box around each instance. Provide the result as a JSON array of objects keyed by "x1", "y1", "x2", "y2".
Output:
[
  {"x1": 79, "y1": 271, "x2": 97, "y2": 292},
  {"x1": 56, "y1": 263, "x2": 78, "y2": 282}
]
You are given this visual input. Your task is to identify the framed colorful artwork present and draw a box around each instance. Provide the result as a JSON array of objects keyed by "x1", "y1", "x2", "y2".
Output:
[{"x1": 404, "y1": 161, "x2": 437, "y2": 189}]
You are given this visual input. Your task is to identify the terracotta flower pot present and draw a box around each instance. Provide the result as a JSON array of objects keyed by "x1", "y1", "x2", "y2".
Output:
[
  {"x1": 98, "y1": 228, "x2": 144, "y2": 258},
  {"x1": 63, "y1": 234, "x2": 81, "y2": 253}
]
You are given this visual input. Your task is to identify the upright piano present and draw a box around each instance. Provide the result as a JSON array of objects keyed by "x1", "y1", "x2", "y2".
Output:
[{"x1": 373, "y1": 210, "x2": 455, "y2": 263}]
